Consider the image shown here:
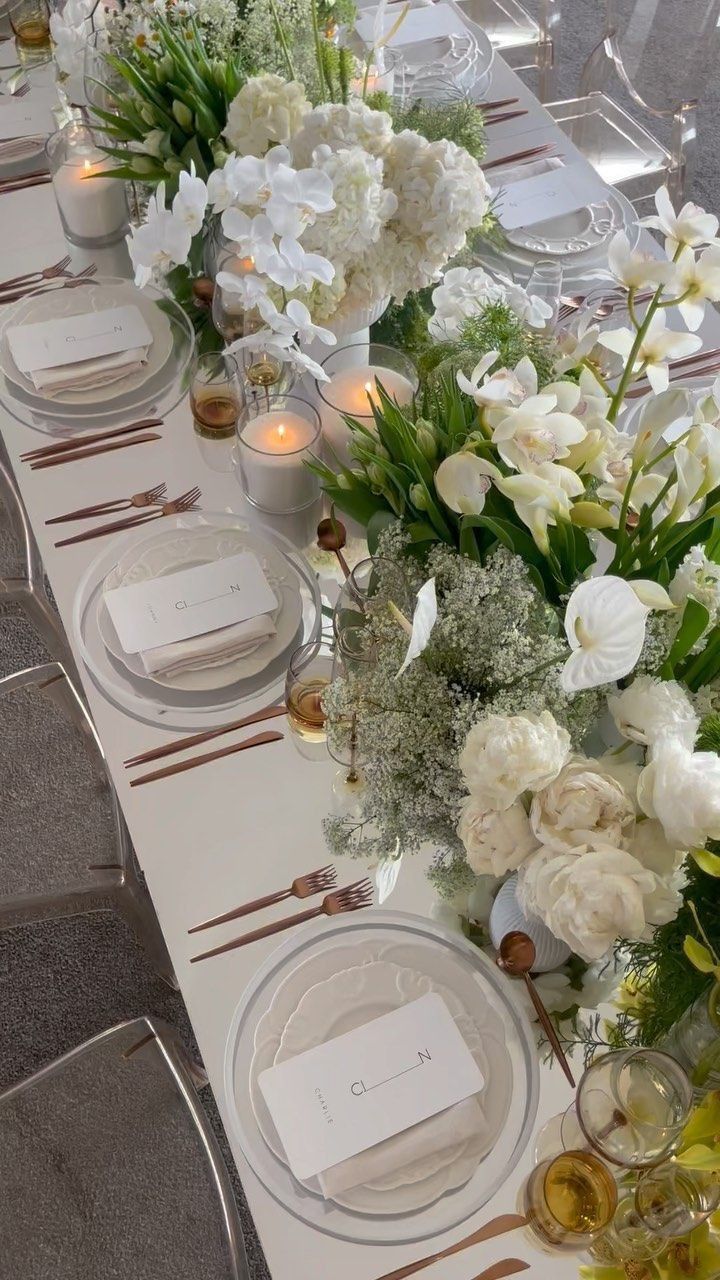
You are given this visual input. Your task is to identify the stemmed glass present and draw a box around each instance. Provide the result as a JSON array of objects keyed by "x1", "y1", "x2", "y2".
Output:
[
  {"x1": 572, "y1": 1050, "x2": 693, "y2": 1169},
  {"x1": 635, "y1": 1162, "x2": 720, "y2": 1237},
  {"x1": 333, "y1": 556, "x2": 413, "y2": 648}
]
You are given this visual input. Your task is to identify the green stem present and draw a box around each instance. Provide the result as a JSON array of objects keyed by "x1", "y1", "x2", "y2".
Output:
[
  {"x1": 267, "y1": 0, "x2": 296, "y2": 78},
  {"x1": 310, "y1": 0, "x2": 328, "y2": 101},
  {"x1": 581, "y1": 359, "x2": 613, "y2": 396},
  {"x1": 362, "y1": 51, "x2": 373, "y2": 101},
  {"x1": 611, "y1": 466, "x2": 640, "y2": 565},
  {"x1": 614, "y1": 471, "x2": 678, "y2": 572}
]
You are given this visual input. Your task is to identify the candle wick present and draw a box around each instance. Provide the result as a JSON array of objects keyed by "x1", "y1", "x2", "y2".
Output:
[{"x1": 277, "y1": 423, "x2": 286, "y2": 440}]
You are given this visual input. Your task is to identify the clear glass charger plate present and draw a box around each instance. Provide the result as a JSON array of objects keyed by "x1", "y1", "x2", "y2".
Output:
[
  {"x1": 474, "y1": 187, "x2": 639, "y2": 286},
  {"x1": 223, "y1": 909, "x2": 539, "y2": 1245},
  {"x1": 71, "y1": 510, "x2": 321, "y2": 730},
  {"x1": 0, "y1": 277, "x2": 195, "y2": 435}
]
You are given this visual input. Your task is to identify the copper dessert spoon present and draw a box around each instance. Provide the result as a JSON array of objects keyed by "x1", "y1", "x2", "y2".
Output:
[
  {"x1": 317, "y1": 514, "x2": 351, "y2": 579},
  {"x1": 497, "y1": 930, "x2": 576, "y2": 1087}
]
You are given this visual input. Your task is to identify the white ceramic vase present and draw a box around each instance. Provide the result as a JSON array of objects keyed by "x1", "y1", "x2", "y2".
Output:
[{"x1": 489, "y1": 873, "x2": 571, "y2": 972}]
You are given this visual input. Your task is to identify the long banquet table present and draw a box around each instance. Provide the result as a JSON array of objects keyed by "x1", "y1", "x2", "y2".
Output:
[{"x1": 3, "y1": 48, "x2": 719, "y2": 1280}]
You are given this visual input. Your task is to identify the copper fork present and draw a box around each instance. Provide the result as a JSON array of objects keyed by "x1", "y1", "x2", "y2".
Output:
[
  {"x1": 190, "y1": 879, "x2": 374, "y2": 962},
  {"x1": 1, "y1": 262, "x2": 97, "y2": 304},
  {"x1": 54, "y1": 487, "x2": 201, "y2": 547},
  {"x1": 46, "y1": 483, "x2": 168, "y2": 524},
  {"x1": 0, "y1": 254, "x2": 72, "y2": 292},
  {"x1": 189, "y1": 865, "x2": 338, "y2": 934}
]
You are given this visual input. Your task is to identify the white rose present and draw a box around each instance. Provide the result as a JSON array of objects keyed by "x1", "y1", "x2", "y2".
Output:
[
  {"x1": 608, "y1": 676, "x2": 699, "y2": 750},
  {"x1": 637, "y1": 737, "x2": 720, "y2": 848},
  {"x1": 459, "y1": 711, "x2": 570, "y2": 810},
  {"x1": 530, "y1": 756, "x2": 636, "y2": 853},
  {"x1": 224, "y1": 75, "x2": 310, "y2": 156},
  {"x1": 518, "y1": 843, "x2": 676, "y2": 962},
  {"x1": 458, "y1": 797, "x2": 538, "y2": 877}
]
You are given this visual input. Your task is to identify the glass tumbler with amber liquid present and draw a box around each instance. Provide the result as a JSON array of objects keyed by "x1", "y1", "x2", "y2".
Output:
[
  {"x1": 525, "y1": 1150, "x2": 618, "y2": 1250},
  {"x1": 190, "y1": 352, "x2": 244, "y2": 440},
  {"x1": 285, "y1": 642, "x2": 334, "y2": 755},
  {"x1": 8, "y1": 0, "x2": 50, "y2": 62}
]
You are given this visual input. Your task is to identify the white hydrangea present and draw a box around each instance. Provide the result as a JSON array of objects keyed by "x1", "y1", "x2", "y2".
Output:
[
  {"x1": 428, "y1": 266, "x2": 506, "y2": 340},
  {"x1": 670, "y1": 544, "x2": 720, "y2": 618},
  {"x1": 608, "y1": 675, "x2": 699, "y2": 750},
  {"x1": 224, "y1": 74, "x2": 311, "y2": 156},
  {"x1": 383, "y1": 131, "x2": 490, "y2": 267},
  {"x1": 302, "y1": 145, "x2": 397, "y2": 264},
  {"x1": 291, "y1": 100, "x2": 394, "y2": 168}
]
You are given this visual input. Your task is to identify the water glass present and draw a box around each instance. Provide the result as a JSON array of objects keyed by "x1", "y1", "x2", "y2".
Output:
[
  {"x1": 524, "y1": 1150, "x2": 618, "y2": 1250},
  {"x1": 588, "y1": 1189, "x2": 665, "y2": 1266},
  {"x1": 333, "y1": 556, "x2": 413, "y2": 648},
  {"x1": 635, "y1": 1163, "x2": 720, "y2": 1238},
  {"x1": 189, "y1": 352, "x2": 244, "y2": 440},
  {"x1": 660, "y1": 983, "x2": 720, "y2": 1096},
  {"x1": 284, "y1": 641, "x2": 333, "y2": 761},
  {"x1": 8, "y1": 0, "x2": 50, "y2": 63},
  {"x1": 575, "y1": 1050, "x2": 693, "y2": 1169},
  {"x1": 526, "y1": 259, "x2": 563, "y2": 327}
]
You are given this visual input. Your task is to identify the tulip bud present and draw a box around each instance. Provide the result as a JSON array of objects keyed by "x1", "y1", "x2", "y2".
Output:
[
  {"x1": 131, "y1": 155, "x2": 158, "y2": 177},
  {"x1": 337, "y1": 473, "x2": 352, "y2": 490},
  {"x1": 409, "y1": 484, "x2": 427, "y2": 510},
  {"x1": 569, "y1": 501, "x2": 618, "y2": 530},
  {"x1": 415, "y1": 418, "x2": 437, "y2": 461},
  {"x1": 367, "y1": 463, "x2": 385, "y2": 487},
  {"x1": 172, "y1": 99, "x2": 194, "y2": 131},
  {"x1": 155, "y1": 53, "x2": 174, "y2": 82},
  {"x1": 211, "y1": 59, "x2": 226, "y2": 88},
  {"x1": 164, "y1": 156, "x2": 185, "y2": 176},
  {"x1": 212, "y1": 143, "x2": 230, "y2": 168},
  {"x1": 140, "y1": 103, "x2": 158, "y2": 127}
]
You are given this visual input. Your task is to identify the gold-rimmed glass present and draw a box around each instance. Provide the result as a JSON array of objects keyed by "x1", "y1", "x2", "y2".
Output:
[
  {"x1": 524, "y1": 1150, "x2": 618, "y2": 1250},
  {"x1": 635, "y1": 1162, "x2": 720, "y2": 1238},
  {"x1": 575, "y1": 1050, "x2": 693, "y2": 1169}
]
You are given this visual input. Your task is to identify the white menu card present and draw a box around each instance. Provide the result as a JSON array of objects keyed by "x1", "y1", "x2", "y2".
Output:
[
  {"x1": 8, "y1": 305, "x2": 153, "y2": 374},
  {"x1": 494, "y1": 160, "x2": 606, "y2": 230},
  {"x1": 259, "y1": 993, "x2": 485, "y2": 1181},
  {"x1": 0, "y1": 99, "x2": 54, "y2": 140},
  {"x1": 104, "y1": 552, "x2": 278, "y2": 654}
]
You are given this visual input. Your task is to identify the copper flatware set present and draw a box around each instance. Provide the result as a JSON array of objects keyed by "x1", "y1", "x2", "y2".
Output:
[
  {"x1": 53, "y1": 486, "x2": 201, "y2": 546},
  {"x1": 370, "y1": 1213, "x2": 528, "y2": 1280},
  {"x1": 0, "y1": 261, "x2": 97, "y2": 304},
  {"x1": 130, "y1": 727, "x2": 284, "y2": 789},
  {"x1": 189, "y1": 864, "x2": 338, "y2": 934},
  {"x1": 124, "y1": 703, "x2": 287, "y2": 769},
  {"x1": 23, "y1": 418, "x2": 164, "y2": 470},
  {"x1": 46, "y1": 483, "x2": 169, "y2": 525}
]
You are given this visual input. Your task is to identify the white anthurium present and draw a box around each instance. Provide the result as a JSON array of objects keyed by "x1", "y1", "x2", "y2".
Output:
[
  {"x1": 599, "y1": 313, "x2": 703, "y2": 394},
  {"x1": 396, "y1": 578, "x2": 438, "y2": 677},
  {"x1": 490, "y1": 395, "x2": 587, "y2": 473},
  {"x1": 126, "y1": 183, "x2": 192, "y2": 288},
  {"x1": 640, "y1": 185, "x2": 719, "y2": 252},
  {"x1": 375, "y1": 853, "x2": 403, "y2": 903},
  {"x1": 669, "y1": 245, "x2": 720, "y2": 331},
  {"x1": 171, "y1": 162, "x2": 208, "y2": 235},
  {"x1": 434, "y1": 453, "x2": 501, "y2": 515},
  {"x1": 607, "y1": 230, "x2": 677, "y2": 290},
  {"x1": 457, "y1": 353, "x2": 537, "y2": 408},
  {"x1": 631, "y1": 386, "x2": 690, "y2": 465},
  {"x1": 497, "y1": 462, "x2": 583, "y2": 552},
  {"x1": 560, "y1": 576, "x2": 672, "y2": 693}
]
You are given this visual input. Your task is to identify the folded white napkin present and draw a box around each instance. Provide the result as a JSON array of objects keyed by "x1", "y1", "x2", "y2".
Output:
[
  {"x1": 318, "y1": 1094, "x2": 487, "y2": 1198},
  {"x1": 30, "y1": 346, "x2": 150, "y2": 396},
  {"x1": 139, "y1": 614, "x2": 277, "y2": 679}
]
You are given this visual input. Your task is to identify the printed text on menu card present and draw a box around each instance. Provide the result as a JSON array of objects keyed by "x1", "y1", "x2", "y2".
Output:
[{"x1": 7, "y1": 306, "x2": 153, "y2": 374}]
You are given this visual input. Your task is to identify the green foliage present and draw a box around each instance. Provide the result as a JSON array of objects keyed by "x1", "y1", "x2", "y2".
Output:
[
  {"x1": 418, "y1": 300, "x2": 557, "y2": 389},
  {"x1": 390, "y1": 97, "x2": 487, "y2": 161},
  {"x1": 370, "y1": 289, "x2": 433, "y2": 364},
  {"x1": 698, "y1": 713, "x2": 720, "y2": 752}
]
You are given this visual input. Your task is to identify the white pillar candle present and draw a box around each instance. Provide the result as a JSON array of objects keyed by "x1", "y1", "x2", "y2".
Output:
[
  {"x1": 51, "y1": 139, "x2": 129, "y2": 247},
  {"x1": 319, "y1": 365, "x2": 415, "y2": 467},
  {"x1": 238, "y1": 410, "x2": 320, "y2": 513}
]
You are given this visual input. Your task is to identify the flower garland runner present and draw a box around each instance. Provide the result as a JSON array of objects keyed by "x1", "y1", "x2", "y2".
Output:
[{"x1": 317, "y1": 189, "x2": 720, "y2": 1047}]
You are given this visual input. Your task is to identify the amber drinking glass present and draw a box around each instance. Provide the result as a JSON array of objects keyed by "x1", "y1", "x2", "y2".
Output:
[{"x1": 524, "y1": 1149, "x2": 618, "y2": 1250}]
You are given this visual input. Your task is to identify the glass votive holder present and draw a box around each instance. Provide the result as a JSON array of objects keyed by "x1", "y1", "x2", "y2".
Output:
[
  {"x1": 8, "y1": 0, "x2": 51, "y2": 64},
  {"x1": 236, "y1": 394, "x2": 321, "y2": 514},
  {"x1": 350, "y1": 47, "x2": 402, "y2": 99},
  {"x1": 315, "y1": 342, "x2": 417, "y2": 468},
  {"x1": 46, "y1": 123, "x2": 129, "y2": 249},
  {"x1": 524, "y1": 1150, "x2": 618, "y2": 1251},
  {"x1": 575, "y1": 1049, "x2": 693, "y2": 1170},
  {"x1": 190, "y1": 351, "x2": 244, "y2": 441}
]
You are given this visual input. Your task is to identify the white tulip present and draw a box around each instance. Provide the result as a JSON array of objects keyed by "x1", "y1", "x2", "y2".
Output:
[
  {"x1": 599, "y1": 313, "x2": 702, "y2": 395},
  {"x1": 638, "y1": 736, "x2": 720, "y2": 848},
  {"x1": 561, "y1": 576, "x2": 653, "y2": 692},
  {"x1": 434, "y1": 453, "x2": 501, "y2": 515},
  {"x1": 608, "y1": 675, "x2": 699, "y2": 751},
  {"x1": 640, "y1": 185, "x2": 719, "y2": 253}
]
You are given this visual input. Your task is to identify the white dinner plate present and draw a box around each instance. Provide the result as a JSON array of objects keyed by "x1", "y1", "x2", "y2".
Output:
[
  {"x1": 505, "y1": 197, "x2": 624, "y2": 256},
  {"x1": 95, "y1": 524, "x2": 302, "y2": 692},
  {"x1": 0, "y1": 279, "x2": 174, "y2": 407}
]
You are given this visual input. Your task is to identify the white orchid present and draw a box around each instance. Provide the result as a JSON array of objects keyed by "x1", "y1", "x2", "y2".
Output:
[
  {"x1": 560, "y1": 575, "x2": 674, "y2": 693},
  {"x1": 221, "y1": 209, "x2": 276, "y2": 267},
  {"x1": 668, "y1": 245, "x2": 720, "y2": 331},
  {"x1": 630, "y1": 386, "x2": 690, "y2": 466},
  {"x1": 490, "y1": 388, "x2": 587, "y2": 473},
  {"x1": 607, "y1": 231, "x2": 677, "y2": 291},
  {"x1": 171, "y1": 162, "x2": 208, "y2": 235},
  {"x1": 434, "y1": 453, "x2": 501, "y2": 515},
  {"x1": 456, "y1": 352, "x2": 536, "y2": 408},
  {"x1": 263, "y1": 236, "x2": 335, "y2": 291},
  {"x1": 264, "y1": 162, "x2": 335, "y2": 238},
  {"x1": 126, "y1": 183, "x2": 192, "y2": 288},
  {"x1": 497, "y1": 462, "x2": 583, "y2": 552},
  {"x1": 504, "y1": 279, "x2": 553, "y2": 328},
  {"x1": 208, "y1": 146, "x2": 292, "y2": 213},
  {"x1": 640, "y1": 186, "x2": 719, "y2": 252},
  {"x1": 599, "y1": 313, "x2": 702, "y2": 394},
  {"x1": 215, "y1": 269, "x2": 269, "y2": 310},
  {"x1": 261, "y1": 297, "x2": 336, "y2": 348}
]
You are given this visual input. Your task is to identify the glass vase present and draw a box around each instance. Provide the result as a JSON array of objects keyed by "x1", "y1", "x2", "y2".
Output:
[{"x1": 661, "y1": 984, "x2": 720, "y2": 1096}]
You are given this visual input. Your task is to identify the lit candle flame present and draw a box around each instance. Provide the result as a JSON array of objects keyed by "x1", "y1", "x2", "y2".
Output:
[
  {"x1": 277, "y1": 423, "x2": 286, "y2": 441},
  {"x1": 364, "y1": 382, "x2": 373, "y2": 394}
]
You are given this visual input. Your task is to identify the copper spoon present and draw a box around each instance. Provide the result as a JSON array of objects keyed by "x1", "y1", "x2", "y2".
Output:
[
  {"x1": 317, "y1": 513, "x2": 351, "y2": 579},
  {"x1": 498, "y1": 931, "x2": 576, "y2": 1087}
]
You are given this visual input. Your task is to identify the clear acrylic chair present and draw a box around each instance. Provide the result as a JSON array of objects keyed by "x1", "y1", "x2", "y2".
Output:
[
  {"x1": 546, "y1": 0, "x2": 720, "y2": 206},
  {"x1": 0, "y1": 662, "x2": 177, "y2": 987},
  {"x1": 0, "y1": 453, "x2": 75, "y2": 670},
  {"x1": 454, "y1": 0, "x2": 560, "y2": 101},
  {"x1": 0, "y1": 1016, "x2": 250, "y2": 1280}
]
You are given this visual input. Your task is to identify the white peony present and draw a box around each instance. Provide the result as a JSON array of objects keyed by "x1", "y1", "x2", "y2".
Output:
[
  {"x1": 670, "y1": 544, "x2": 720, "y2": 618},
  {"x1": 302, "y1": 145, "x2": 396, "y2": 263},
  {"x1": 638, "y1": 736, "x2": 720, "y2": 848},
  {"x1": 629, "y1": 818, "x2": 684, "y2": 878},
  {"x1": 608, "y1": 676, "x2": 699, "y2": 750},
  {"x1": 530, "y1": 756, "x2": 636, "y2": 853},
  {"x1": 291, "y1": 99, "x2": 394, "y2": 167},
  {"x1": 518, "y1": 842, "x2": 679, "y2": 962},
  {"x1": 224, "y1": 75, "x2": 311, "y2": 156},
  {"x1": 457, "y1": 797, "x2": 538, "y2": 877},
  {"x1": 459, "y1": 711, "x2": 570, "y2": 811}
]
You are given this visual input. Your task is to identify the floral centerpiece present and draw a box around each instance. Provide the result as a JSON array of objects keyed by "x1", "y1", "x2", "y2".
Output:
[{"x1": 315, "y1": 189, "x2": 720, "y2": 1050}]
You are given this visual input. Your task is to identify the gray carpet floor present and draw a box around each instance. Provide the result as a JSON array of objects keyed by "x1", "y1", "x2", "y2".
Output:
[{"x1": 2, "y1": 5, "x2": 719, "y2": 1275}]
